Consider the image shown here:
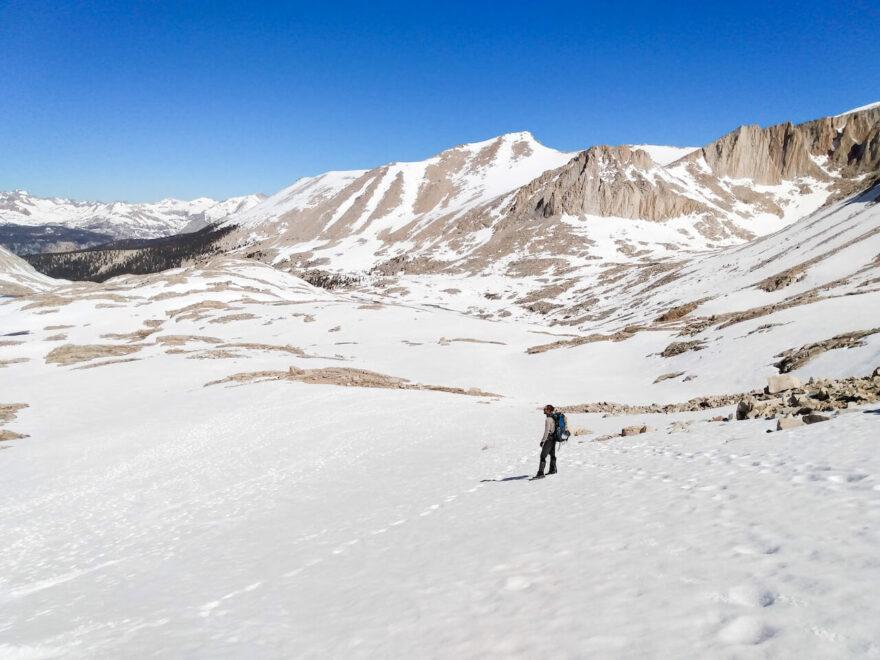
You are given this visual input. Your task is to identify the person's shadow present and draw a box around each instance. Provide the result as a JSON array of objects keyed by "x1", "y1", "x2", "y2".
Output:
[{"x1": 480, "y1": 475, "x2": 530, "y2": 483}]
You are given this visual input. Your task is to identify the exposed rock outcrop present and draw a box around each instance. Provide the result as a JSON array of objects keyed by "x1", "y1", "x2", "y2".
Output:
[
  {"x1": 773, "y1": 329, "x2": 880, "y2": 373},
  {"x1": 561, "y1": 369, "x2": 880, "y2": 418}
]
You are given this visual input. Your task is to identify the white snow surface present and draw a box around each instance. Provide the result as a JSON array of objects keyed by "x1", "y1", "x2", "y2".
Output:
[
  {"x1": 837, "y1": 100, "x2": 880, "y2": 116},
  {"x1": 628, "y1": 144, "x2": 699, "y2": 165}
]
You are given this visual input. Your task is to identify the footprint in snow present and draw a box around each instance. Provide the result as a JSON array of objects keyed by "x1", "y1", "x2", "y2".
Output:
[
  {"x1": 502, "y1": 576, "x2": 531, "y2": 592},
  {"x1": 727, "y1": 584, "x2": 775, "y2": 608},
  {"x1": 733, "y1": 539, "x2": 780, "y2": 555},
  {"x1": 718, "y1": 616, "x2": 774, "y2": 645}
]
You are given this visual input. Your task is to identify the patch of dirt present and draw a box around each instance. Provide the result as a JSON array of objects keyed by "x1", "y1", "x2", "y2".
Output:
[
  {"x1": 187, "y1": 350, "x2": 244, "y2": 360},
  {"x1": 218, "y1": 343, "x2": 305, "y2": 355},
  {"x1": 45, "y1": 344, "x2": 144, "y2": 366},
  {"x1": 205, "y1": 366, "x2": 501, "y2": 398},
  {"x1": 773, "y1": 328, "x2": 880, "y2": 373},
  {"x1": 143, "y1": 319, "x2": 165, "y2": 328},
  {"x1": 358, "y1": 304, "x2": 384, "y2": 310},
  {"x1": 44, "y1": 325, "x2": 74, "y2": 330},
  {"x1": 209, "y1": 313, "x2": 257, "y2": 324},
  {"x1": 101, "y1": 328, "x2": 159, "y2": 343},
  {"x1": 21, "y1": 295, "x2": 75, "y2": 310},
  {"x1": 0, "y1": 358, "x2": 30, "y2": 368},
  {"x1": 45, "y1": 334, "x2": 67, "y2": 341},
  {"x1": 73, "y1": 357, "x2": 141, "y2": 370},
  {"x1": 0, "y1": 340, "x2": 24, "y2": 347},
  {"x1": 166, "y1": 300, "x2": 231, "y2": 318},
  {"x1": 526, "y1": 328, "x2": 638, "y2": 354},
  {"x1": 0, "y1": 403, "x2": 28, "y2": 423},
  {"x1": 156, "y1": 335, "x2": 222, "y2": 346},
  {"x1": 0, "y1": 430, "x2": 28, "y2": 441}
]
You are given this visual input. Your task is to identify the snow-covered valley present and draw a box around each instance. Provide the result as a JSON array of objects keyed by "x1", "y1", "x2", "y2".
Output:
[{"x1": 1, "y1": 103, "x2": 880, "y2": 658}]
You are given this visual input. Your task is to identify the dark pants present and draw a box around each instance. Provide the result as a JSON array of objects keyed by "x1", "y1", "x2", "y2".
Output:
[{"x1": 538, "y1": 440, "x2": 557, "y2": 475}]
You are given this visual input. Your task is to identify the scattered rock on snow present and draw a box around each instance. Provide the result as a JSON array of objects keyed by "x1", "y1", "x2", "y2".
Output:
[
  {"x1": 777, "y1": 417, "x2": 806, "y2": 431},
  {"x1": 621, "y1": 425, "x2": 656, "y2": 436},
  {"x1": 773, "y1": 328, "x2": 880, "y2": 373},
  {"x1": 654, "y1": 371, "x2": 685, "y2": 383},
  {"x1": 660, "y1": 340, "x2": 706, "y2": 357}
]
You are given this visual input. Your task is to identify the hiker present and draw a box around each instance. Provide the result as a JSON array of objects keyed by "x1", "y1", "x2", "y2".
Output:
[{"x1": 536, "y1": 404, "x2": 557, "y2": 478}]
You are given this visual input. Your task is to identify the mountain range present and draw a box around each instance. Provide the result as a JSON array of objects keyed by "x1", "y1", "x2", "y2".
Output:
[{"x1": 0, "y1": 190, "x2": 264, "y2": 254}]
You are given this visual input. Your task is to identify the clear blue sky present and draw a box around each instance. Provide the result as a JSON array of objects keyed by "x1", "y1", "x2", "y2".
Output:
[{"x1": 1, "y1": 1, "x2": 878, "y2": 203}]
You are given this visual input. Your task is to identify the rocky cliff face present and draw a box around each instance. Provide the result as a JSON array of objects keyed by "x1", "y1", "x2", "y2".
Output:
[
  {"x1": 507, "y1": 144, "x2": 712, "y2": 220},
  {"x1": 700, "y1": 106, "x2": 880, "y2": 184},
  {"x1": 507, "y1": 106, "x2": 880, "y2": 229}
]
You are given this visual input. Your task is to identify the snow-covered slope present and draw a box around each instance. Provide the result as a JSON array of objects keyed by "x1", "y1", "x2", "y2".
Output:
[
  {"x1": 0, "y1": 190, "x2": 264, "y2": 253},
  {"x1": 0, "y1": 245, "x2": 61, "y2": 295},
  {"x1": 222, "y1": 131, "x2": 576, "y2": 271}
]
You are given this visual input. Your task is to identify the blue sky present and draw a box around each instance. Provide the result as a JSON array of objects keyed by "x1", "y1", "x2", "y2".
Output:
[{"x1": 1, "y1": 1, "x2": 878, "y2": 202}]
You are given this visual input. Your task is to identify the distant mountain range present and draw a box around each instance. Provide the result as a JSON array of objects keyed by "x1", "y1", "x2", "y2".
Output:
[{"x1": 0, "y1": 191, "x2": 264, "y2": 254}]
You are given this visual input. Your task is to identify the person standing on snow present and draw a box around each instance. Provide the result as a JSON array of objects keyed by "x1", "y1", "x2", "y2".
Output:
[{"x1": 535, "y1": 404, "x2": 557, "y2": 478}]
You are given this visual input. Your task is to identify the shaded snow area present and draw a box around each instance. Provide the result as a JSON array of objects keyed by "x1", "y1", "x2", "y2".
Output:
[{"x1": 1, "y1": 251, "x2": 879, "y2": 658}]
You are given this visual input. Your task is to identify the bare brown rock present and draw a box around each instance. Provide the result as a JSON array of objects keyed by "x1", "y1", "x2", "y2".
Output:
[
  {"x1": 655, "y1": 300, "x2": 705, "y2": 323},
  {"x1": 654, "y1": 371, "x2": 685, "y2": 383},
  {"x1": 774, "y1": 328, "x2": 880, "y2": 373},
  {"x1": 757, "y1": 266, "x2": 805, "y2": 292},
  {"x1": 660, "y1": 340, "x2": 706, "y2": 357}
]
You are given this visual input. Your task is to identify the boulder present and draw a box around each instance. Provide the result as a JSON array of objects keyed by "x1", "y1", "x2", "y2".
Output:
[
  {"x1": 621, "y1": 425, "x2": 656, "y2": 436},
  {"x1": 777, "y1": 417, "x2": 806, "y2": 431},
  {"x1": 767, "y1": 374, "x2": 803, "y2": 394},
  {"x1": 735, "y1": 398, "x2": 755, "y2": 420}
]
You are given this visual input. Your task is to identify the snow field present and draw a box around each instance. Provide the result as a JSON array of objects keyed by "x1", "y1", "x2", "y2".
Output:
[{"x1": 1, "y1": 373, "x2": 878, "y2": 658}]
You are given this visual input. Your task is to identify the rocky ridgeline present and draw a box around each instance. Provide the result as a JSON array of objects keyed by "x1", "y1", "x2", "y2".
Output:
[{"x1": 562, "y1": 369, "x2": 880, "y2": 429}]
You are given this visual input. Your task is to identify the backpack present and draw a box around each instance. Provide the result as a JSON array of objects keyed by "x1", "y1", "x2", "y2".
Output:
[{"x1": 553, "y1": 412, "x2": 570, "y2": 442}]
